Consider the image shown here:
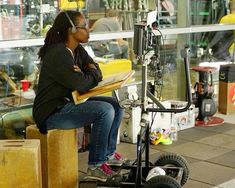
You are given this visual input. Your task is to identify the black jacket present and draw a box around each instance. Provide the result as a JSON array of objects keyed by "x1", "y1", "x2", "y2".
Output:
[{"x1": 33, "y1": 43, "x2": 102, "y2": 134}]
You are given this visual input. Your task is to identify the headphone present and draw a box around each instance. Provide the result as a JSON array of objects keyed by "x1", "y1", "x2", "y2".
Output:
[{"x1": 64, "y1": 11, "x2": 77, "y2": 33}]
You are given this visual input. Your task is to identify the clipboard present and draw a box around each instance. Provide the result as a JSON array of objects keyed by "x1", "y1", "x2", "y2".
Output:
[{"x1": 72, "y1": 71, "x2": 135, "y2": 104}]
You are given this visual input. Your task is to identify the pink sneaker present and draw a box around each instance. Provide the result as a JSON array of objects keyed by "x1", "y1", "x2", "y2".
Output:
[
  {"x1": 107, "y1": 152, "x2": 126, "y2": 166},
  {"x1": 86, "y1": 163, "x2": 121, "y2": 182}
]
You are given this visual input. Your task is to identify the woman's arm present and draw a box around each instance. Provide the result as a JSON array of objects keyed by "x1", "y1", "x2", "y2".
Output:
[
  {"x1": 77, "y1": 45, "x2": 103, "y2": 81},
  {"x1": 45, "y1": 46, "x2": 102, "y2": 93}
]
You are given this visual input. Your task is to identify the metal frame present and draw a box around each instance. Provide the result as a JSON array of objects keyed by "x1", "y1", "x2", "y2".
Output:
[{"x1": 1, "y1": 23, "x2": 235, "y2": 48}]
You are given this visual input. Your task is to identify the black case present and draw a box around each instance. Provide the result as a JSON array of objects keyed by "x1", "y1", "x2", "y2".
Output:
[{"x1": 219, "y1": 64, "x2": 235, "y2": 83}]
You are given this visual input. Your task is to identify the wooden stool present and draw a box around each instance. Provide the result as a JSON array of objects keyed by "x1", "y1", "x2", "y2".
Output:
[
  {"x1": 0, "y1": 139, "x2": 42, "y2": 188},
  {"x1": 26, "y1": 125, "x2": 78, "y2": 188}
]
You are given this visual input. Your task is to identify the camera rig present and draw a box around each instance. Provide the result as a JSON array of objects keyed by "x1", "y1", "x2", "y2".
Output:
[{"x1": 80, "y1": 10, "x2": 193, "y2": 188}]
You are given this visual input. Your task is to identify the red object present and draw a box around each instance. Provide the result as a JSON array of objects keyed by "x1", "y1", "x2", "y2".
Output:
[
  {"x1": 20, "y1": 80, "x2": 29, "y2": 91},
  {"x1": 191, "y1": 66, "x2": 217, "y2": 73},
  {"x1": 195, "y1": 116, "x2": 224, "y2": 126},
  {"x1": 20, "y1": 0, "x2": 23, "y2": 17}
]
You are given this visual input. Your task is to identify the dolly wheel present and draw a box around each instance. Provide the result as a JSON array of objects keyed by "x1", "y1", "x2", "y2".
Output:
[
  {"x1": 144, "y1": 175, "x2": 181, "y2": 188},
  {"x1": 154, "y1": 153, "x2": 189, "y2": 186}
]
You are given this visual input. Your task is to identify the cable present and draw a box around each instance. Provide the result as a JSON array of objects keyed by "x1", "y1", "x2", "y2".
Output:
[{"x1": 150, "y1": 28, "x2": 166, "y2": 100}]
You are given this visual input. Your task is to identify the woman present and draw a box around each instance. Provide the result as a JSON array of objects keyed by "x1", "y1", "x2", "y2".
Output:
[{"x1": 33, "y1": 10, "x2": 124, "y2": 182}]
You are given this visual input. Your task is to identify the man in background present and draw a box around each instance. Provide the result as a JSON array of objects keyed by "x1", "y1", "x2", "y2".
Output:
[
  {"x1": 210, "y1": 0, "x2": 235, "y2": 61},
  {"x1": 219, "y1": 0, "x2": 235, "y2": 60},
  {"x1": 89, "y1": 9, "x2": 129, "y2": 59}
]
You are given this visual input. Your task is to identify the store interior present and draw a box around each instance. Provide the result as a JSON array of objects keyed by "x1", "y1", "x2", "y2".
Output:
[{"x1": 0, "y1": 0, "x2": 235, "y2": 187}]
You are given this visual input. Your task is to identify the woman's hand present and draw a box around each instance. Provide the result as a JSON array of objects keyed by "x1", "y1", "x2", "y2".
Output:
[{"x1": 74, "y1": 65, "x2": 81, "y2": 72}]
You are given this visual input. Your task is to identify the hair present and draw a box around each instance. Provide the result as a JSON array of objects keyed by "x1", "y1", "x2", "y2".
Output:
[
  {"x1": 105, "y1": 9, "x2": 120, "y2": 18},
  {"x1": 38, "y1": 10, "x2": 82, "y2": 60}
]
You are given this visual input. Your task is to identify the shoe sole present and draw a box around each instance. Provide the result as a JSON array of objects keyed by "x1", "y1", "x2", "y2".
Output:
[
  {"x1": 84, "y1": 175, "x2": 107, "y2": 182},
  {"x1": 106, "y1": 162, "x2": 123, "y2": 167}
]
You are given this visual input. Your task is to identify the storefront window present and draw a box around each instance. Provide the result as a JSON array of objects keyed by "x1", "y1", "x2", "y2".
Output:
[{"x1": 0, "y1": 0, "x2": 233, "y2": 41}]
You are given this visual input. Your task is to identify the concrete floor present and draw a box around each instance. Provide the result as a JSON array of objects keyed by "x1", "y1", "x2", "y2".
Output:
[{"x1": 78, "y1": 112, "x2": 235, "y2": 187}]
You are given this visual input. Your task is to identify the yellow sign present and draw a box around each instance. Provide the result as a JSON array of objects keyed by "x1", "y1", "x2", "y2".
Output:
[{"x1": 59, "y1": 0, "x2": 86, "y2": 10}]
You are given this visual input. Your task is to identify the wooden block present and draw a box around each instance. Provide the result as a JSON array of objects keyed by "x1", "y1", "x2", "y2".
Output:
[
  {"x1": 26, "y1": 125, "x2": 78, "y2": 188},
  {"x1": 0, "y1": 139, "x2": 42, "y2": 188}
]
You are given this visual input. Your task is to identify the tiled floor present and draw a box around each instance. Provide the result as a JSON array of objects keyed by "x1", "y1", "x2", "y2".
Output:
[{"x1": 78, "y1": 112, "x2": 235, "y2": 187}]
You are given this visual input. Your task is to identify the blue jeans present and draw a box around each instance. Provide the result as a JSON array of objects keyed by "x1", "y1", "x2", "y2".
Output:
[{"x1": 45, "y1": 96, "x2": 124, "y2": 166}]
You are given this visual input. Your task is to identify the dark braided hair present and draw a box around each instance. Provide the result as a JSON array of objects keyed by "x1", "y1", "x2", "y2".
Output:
[{"x1": 38, "y1": 10, "x2": 82, "y2": 60}]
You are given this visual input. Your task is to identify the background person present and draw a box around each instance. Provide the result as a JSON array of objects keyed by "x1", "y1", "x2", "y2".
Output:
[
  {"x1": 33, "y1": 10, "x2": 125, "y2": 182},
  {"x1": 219, "y1": 0, "x2": 235, "y2": 60},
  {"x1": 210, "y1": 0, "x2": 235, "y2": 61},
  {"x1": 89, "y1": 9, "x2": 129, "y2": 59}
]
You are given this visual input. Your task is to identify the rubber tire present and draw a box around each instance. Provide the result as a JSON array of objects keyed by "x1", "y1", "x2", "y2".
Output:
[
  {"x1": 154, "y1": 153, "x2": 189, "y2": 186},
  {"x1": 144, "y1": 175, "x2": 181, "y2": 188}
]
